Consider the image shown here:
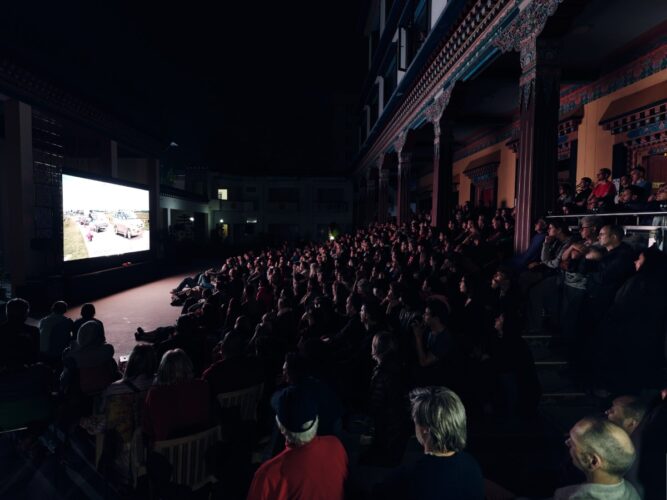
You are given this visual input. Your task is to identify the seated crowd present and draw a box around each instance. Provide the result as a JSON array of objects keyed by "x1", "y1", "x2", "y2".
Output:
[
  {"x1": 1, "y1": 200, "x2": 666, "y2": 499},
  {"x1": 556, "y1": 166, "x2": 667, "y2": 216}
]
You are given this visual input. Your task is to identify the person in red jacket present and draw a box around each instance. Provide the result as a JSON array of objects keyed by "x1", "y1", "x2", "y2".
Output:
[
  {"x1": 143, "y1": 348, "x2": 210, "y2": 441},
  {"x1": 247, "y1": 386, "x2": 348, "y2": 500}
]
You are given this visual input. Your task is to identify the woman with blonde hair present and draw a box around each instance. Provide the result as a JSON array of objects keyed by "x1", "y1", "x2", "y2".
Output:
[{"x1": 142, "y1": 349, "x2": 211, "y2": 440}]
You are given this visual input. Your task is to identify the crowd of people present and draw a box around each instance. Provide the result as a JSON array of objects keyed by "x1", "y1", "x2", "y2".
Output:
[
  {"x1": 1, "y1": 199, "x2": 666, "y2": 499},
  {"x1": 555, "y1": 166, "x2": 667, "y2": 216}
]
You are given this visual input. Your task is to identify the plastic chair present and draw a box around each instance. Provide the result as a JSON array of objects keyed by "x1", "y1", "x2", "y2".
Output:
[
  {"x1": 216, "y1": 383, "x2": 263, "y2": 422},
  {"x1": 151, "y1": 425, "x2": 221, "y2": 491}
]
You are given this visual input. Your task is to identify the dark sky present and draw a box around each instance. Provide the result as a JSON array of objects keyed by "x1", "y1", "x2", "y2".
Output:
[{"x1": 3, "y1": 1, "x2": 366, "y2": 174}]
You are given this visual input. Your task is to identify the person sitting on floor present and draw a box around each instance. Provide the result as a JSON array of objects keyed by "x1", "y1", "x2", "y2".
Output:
[
  {"x1": 72, "y1": 303, "x2": 104, "y2": 340},
  {"x1": 38, "y1": 300, "x2": 73, "y2": 361},
  {"x1": 556, "y1": 417, "x2": 639, "y2": 499},
  {"x1": 374, "y1": 386, "x2": 484, "y2": 500},
  {"x1": 61, "y1": 320, "x2": 119, "y2": 397}
]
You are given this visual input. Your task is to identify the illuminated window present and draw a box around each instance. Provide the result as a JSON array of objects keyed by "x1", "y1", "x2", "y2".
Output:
[{"x1": 217, "y1": 188, "x2": 228, "y2": 200}]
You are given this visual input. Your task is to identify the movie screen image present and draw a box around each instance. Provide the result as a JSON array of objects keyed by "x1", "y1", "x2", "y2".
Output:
[{"x1": 62, "y1": 174, "x2": 150, "y2": 262}]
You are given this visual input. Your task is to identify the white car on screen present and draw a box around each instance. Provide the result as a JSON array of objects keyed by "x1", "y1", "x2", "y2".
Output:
[{"x1": 112, "y1": 210, "x2": 144, "y2": 238}]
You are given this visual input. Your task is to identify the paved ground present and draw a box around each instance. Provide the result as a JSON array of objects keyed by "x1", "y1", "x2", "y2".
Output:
[{"x1": 61, "y1": 271, "x2": 188, "y2": 358}]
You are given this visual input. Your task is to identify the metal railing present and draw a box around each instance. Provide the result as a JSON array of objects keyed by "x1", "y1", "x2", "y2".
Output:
[{"x1": 545, "y1": 211, "x2": 667, "y2": 251}]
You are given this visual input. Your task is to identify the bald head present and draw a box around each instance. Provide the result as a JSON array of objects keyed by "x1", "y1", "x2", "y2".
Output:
[{"x1": 568, "y1": 417, "x2": 636, "y2": 478}]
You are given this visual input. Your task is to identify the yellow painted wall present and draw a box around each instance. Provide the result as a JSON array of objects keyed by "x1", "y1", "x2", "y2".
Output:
[
  {"x1": 452, "y1": 142, "x2": 516, "y2": 207},
  {"x1": 576, "y1": 67, "x2": 667, "y2": 181}
]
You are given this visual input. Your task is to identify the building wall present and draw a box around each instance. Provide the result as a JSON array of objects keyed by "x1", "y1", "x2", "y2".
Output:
[
  {"x1": 575, "y1": 66, "x2": 667, "y2": 182},
  {"x1": 203, "y1": 175, "x2": 354, "y2": 243},
  {"x1": 452, "y1": 142, "x2": 516, "y2": 207}
]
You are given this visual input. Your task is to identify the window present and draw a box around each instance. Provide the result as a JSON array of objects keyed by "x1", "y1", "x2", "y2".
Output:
[
  {"x1": 268, "y1": 187, "x2": 299, "y2": 203},
  {"x1": 217, "y1": 188, "x2": 228, "y2": 200}
]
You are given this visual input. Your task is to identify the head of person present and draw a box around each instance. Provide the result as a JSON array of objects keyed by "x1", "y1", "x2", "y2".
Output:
[
  {"x1": 423, "y1": 299, "x2": 449, "y2": 330},
  {"x1": 578, "y1": 177, "x2": 593, "y2": 189},
  {"x1": 220, "y1": 329, "x2": 245, "y2": 360},
  {"x1": 5, "y1": 298, "x2": 30, "y2": 323},
  {"x1": 619, "y1": 174, "x2": 632, "y2": 188},
  {"x1": 80, "y1": 303, "x2": 96, "y2": 320},
  {"x1": 275, "y1": 386, "x2": 318, "y2": 447},
  {"x1": 605, "y1": 396, "x2": 647, "y2": 435},
  {"x1": 371, "y1": 331, "x2": 396, "y2": 364},
  {"x1": 634, "y1": 245, "x2": 667, "y2": 273},
  {"x1": 124, "y1": 343, "x2": 157, "y2": 380},
  {"x1": 597, "y1": 168, "x2": 611, "y2": 182},
  {"x1": 619, "y1": 185, "x2": 642, "y2": 204},
  {"x1": 51, "y1": 301, "x2": 68, "y2": 316},
  {"x1": 76, "y1": 320, "x2": 105, "y2": 349},
  {"x1": 579, "y1": 216, "x2": 600, "y2": 242},
  {"x1": 547, "y1": 220, "x2": 566, "y2": 239},
  {"x1": 534, "y1": 218, "x2": 547, "y2": 233},
  {"x1": 360, "y1": 301, "x2": 381, "y2": 327},
  {"x1": 410, "y1": 386, "x2": 467, "y2": 455},
  {"x1": 156, "y1": 348, "x2": 194, "y2": 385},
  {"x1": 459, "y1": 275, "x2": 475, "y2": 297},
  {"x1": 345, "y1": 293, "x2": 363, "y2": 317},
  {"x1": 565, "y1": 417, "x2": 636, "y2": 480},
  {"x1": 283, "y1": 352, "x2": 309, "y2": 385},
  {"x1": 630, "y1": 166, "x2": 645, "y2": 182},
  {"x1": 598, "y1": 224, "x2": 624, "y2": 250},
  {"x1": 559, "y1": 183, "x2": 572, "y2": 196},
  {"x1": 491, "y1": 268, "x2": 512, "y2": 290}
]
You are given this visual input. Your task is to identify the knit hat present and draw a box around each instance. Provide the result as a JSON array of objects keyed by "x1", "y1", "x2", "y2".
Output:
[{"x1": 276, "y1": 386, "x2": 317, "y2": 433}]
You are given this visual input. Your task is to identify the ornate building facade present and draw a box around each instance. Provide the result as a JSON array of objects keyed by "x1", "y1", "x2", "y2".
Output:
[{"x1": 354, "y1": 0, "x2": 667, "y2": 250}]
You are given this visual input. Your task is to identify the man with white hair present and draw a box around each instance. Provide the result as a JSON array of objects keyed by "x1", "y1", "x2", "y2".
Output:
[
  {"x1": 556, "y1": 417, "x2": 640, "y2": 499},
  {"x1": 247, "y1": 386, "x2": 348, "y2": 500}
]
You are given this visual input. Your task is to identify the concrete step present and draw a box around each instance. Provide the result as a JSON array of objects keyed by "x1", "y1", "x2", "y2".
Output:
[
  {"x1": 523, "y1": 335, "x2": 553, "y2": 361},
  {"x1": 535, "y1": 360, "x2": 579, "y2": 394}
]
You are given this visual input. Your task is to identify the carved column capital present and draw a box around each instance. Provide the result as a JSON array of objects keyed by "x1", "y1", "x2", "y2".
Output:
[
  {"x1": 493, "y1": 0, "x2": 564, "y2": 66},
  {"x1": 394, "y1": 132, "x2": 407, "y2": 156},
  {"x1": 425, "y1": 86, "x2": 453, "y2": 129}
]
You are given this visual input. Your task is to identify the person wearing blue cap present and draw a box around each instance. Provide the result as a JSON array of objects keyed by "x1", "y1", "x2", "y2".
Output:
[{"x1": 247, "y1": 386, "x2": 348, "y2": 499}]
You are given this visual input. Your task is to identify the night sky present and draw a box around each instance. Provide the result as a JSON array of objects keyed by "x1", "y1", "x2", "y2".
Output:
[{"x1": 3, "y1": 1, "x2": 366, "y2": 175}]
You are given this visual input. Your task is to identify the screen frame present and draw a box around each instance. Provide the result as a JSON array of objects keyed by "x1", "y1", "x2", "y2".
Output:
[{"x1": 61, "y1": 168, "x2": 153, "y2": 274}]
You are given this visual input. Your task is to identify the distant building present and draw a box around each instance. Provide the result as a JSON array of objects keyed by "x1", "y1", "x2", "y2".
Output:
[{"x1": 161, "y1": 174, "x2": 353, "y2": 245}]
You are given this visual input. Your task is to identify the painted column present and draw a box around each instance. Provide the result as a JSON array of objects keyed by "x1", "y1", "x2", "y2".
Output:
[
  {"x1": 366, "y1": 168, "x2": 378, "y2": 224},
  {"x1": 493, "y1": 0, "x2": 564, "y2": 251},
  {"x1": 378, "y1": 166, "x2": 389, "y2": 224},
  {"x1": 431, "y1": 123, "x2": 454, "y2": 228},
  {"x1": 513, "y1": 38, "x2": 560, "y2": 251},
  {"x1": 395, "y1": 132, "x2": 412, "y2": 226},
  {"x1": 426, "y1": 88, "x2": 454, "y2": 228}
]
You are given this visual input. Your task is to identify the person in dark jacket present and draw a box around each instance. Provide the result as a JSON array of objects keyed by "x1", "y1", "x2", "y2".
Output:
[
  {"x1": 360, "y1": 332, "x2": 410, "y2": 466},
  {"x1": 373, "y1": 386, "x2": 484, "y2": 500},
  {"x1": 595, "y1": 246, "x2": 667, "y2": 392}
]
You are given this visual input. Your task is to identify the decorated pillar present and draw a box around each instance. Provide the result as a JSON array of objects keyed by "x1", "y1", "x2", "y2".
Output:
[
  {"x1": 366, "y1": 168, "x2": 378, "y2": 224},
  {"x1": 426, "y1": 88, "x2": 454, "y2": 228},
  {"x1": 357, "y1": 177, "x2": 367, "y2": 228},
  {"x1": 377, "y1": 165, "x2": 389, "y2": 224},
  {"x1": 395, "y1": 133, "x2": 412, "y2": 226},
  {"x1": 494, "y1": 0, "x2": 563, "y2": 251}
]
